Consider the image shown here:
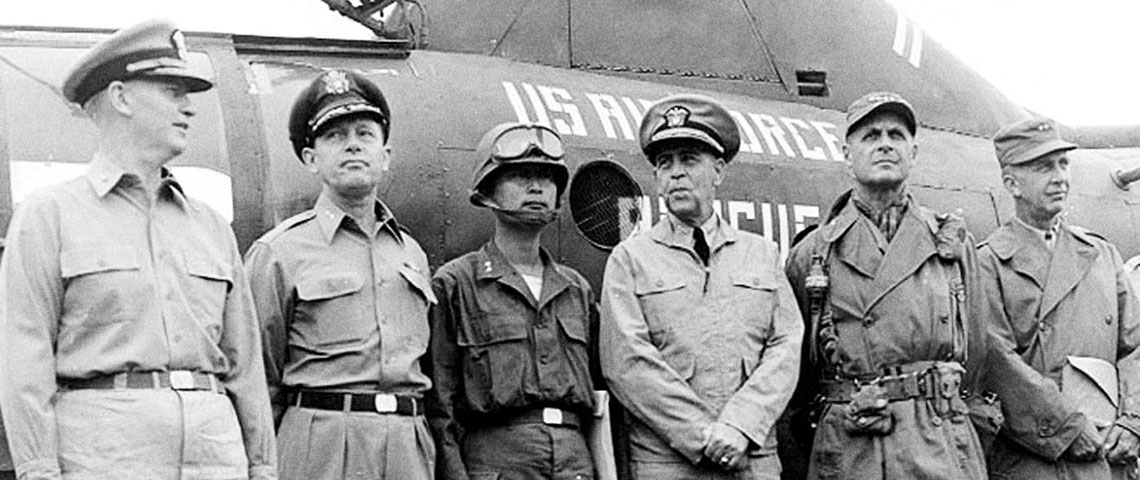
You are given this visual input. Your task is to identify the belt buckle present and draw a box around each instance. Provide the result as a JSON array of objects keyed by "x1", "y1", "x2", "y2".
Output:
[
  {"x1": 374, "y1": 394, "x2": 398, "y2": 413},
  {"x1": 542, "y1": 408, "x2": 564, "y2": 425},
  {"x1": 169, "y1": 371, "x2": 195, "y2": 390}
]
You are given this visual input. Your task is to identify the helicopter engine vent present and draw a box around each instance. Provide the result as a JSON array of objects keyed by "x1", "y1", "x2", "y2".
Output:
[
  {"x1": 796, "y1": 70, "x2": 828, "y2": 97},
  {"x1": 568, "y1": 160, "x2": 643, "y2": 251}
]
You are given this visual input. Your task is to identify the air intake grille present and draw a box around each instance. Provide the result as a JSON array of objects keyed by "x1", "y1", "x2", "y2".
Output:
[{"x1": 568, "y1": 160, "x2": 643, "y2": 251}]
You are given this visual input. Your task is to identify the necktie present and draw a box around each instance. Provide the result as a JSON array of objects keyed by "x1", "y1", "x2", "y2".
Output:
[{"x1": 693, "y1": 227, "x2": 710, "y2": 266}]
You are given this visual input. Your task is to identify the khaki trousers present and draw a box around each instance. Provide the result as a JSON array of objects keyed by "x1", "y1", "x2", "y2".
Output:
[
  {"x1": 56, "y1": 389, "x2": 248, "y2": 480},
  {"x1": 277, "y1": 406, "x2": 434, "y2": 480}
]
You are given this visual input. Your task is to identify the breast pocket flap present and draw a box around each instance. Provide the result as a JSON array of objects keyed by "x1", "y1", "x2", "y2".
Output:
[
  {"x1": 61, "y1": 247, "x2": 140, "y2": 278},
  {"x1": 731, "y1": 272, "x2": 776, "y2": 291},
  {"x1": 458, "y1": 313, "x2": 529, "y2": 347},
  {"x1": 557, "y1": 314, "x2": 589, "y2": 344},
  {"x1": 187, "y1": 256, "x2": 234, "y2": 288},
  {"x1": 634, "y1": 275, "x2": 686, "y2": 296},
  {"x1": 296, "y1": 274, "x2": 364, "y2": 301}
]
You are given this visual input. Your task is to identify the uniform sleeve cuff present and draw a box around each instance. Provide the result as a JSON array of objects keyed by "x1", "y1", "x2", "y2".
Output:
[
  {"x1": 720, "y1": 420, "x2": 760, "y2": 449},
  {"x1": 16, "y1": 457, "x2": 62, "y2": 480},
  {"x1": 249, "y1": 464, "x2": 278, "y2": 480}
]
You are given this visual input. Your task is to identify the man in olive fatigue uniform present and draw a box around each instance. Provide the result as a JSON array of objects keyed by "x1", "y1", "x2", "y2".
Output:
[
  {"x1": 0, "y1": 19, "x2": 276, "y2": 480},
  {"x1": 600, "y1": 93, "x2": 803, "y2": 480},
  {"x1": 785, "y1": 92, "x2": 989, "y2": 480},
  {"x1": 244, "y1": 70, "x2": 437, "y2": 480},
  {"x1": 427, "y1": 122, "x2": 597, "y2": 480},
  {"x1": 978, "y1": 117, "x2": 1140, "y2": 480}
]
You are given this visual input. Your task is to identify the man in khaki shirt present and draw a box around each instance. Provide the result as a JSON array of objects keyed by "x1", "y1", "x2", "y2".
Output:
[
  {"x1": 244, "y1": 70, "x2": 437, "y2": 480},
  {"x1": 0, "y1": 19, "x2": 276, "y2": 480},
  {"x1": 600, "y1": 94, "x2": 803, "y2": 480}
]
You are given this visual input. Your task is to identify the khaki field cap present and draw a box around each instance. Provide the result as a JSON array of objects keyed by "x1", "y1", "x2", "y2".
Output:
[
  {"x1": 845, "y1": 91, "x2": 917, "y2": 137},
  {"x1": 638, "y1": 93, "x2": 741, "y2": 164},
  {"x1": 993, "y1": 117, "x2": 1077, "y2": 167},
  {"x1": 61, "y1": 18, "x2": 213, "y2": 106},
  {"x1": 288, "y1": 70, "x2": 391, "y2": 161}
]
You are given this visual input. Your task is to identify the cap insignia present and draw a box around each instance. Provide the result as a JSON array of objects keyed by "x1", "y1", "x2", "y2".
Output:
[
  {"x1": 322, "y1": 70, "x2": 351, "y2": 95},
  {"x1": 664, "y1": 106, "x2": 689, "y2": 128},
  {"x1": 866, "y1": 93, "x2": 897, "y2": 103},
  {"x1": 171, "y1": 30, "x2": 188, "y2": 61}
]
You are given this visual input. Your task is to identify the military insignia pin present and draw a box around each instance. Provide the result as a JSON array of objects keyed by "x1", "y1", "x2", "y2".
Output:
[
  {"x1": 867, "y1": 93, "x2": 896, "y2": 103},
  {"x1": 171, "y1": 30, "x2": 188, "y2": 61},
  {"x1": 664, "y1": 106, "x2": 689, "y2": 128},
  {"x1": 323, "y1": 70, "x2": 351, "y2": 95}
]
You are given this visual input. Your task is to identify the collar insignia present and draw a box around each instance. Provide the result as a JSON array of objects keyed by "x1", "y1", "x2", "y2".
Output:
[
  {"x1": 322, "y1": 70, "x2": 351, "y2": 95},
  {"x1": 664, "y1": 106, "x2": 689, "y2": 128}
]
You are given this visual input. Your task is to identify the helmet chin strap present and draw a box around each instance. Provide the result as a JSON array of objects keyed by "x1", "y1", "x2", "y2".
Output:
[{"x1": 471, "y1": 192, "x2": 559, "y2": 226}]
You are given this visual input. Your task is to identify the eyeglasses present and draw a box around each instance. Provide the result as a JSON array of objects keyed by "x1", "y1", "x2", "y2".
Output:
[{"x1": 491, "y1": 125, "x2": 565, "y2": 160}]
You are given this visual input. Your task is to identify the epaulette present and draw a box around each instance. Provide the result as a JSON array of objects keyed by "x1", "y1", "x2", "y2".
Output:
[
  {"x1": 1069, "y1": 224, "x2": 1106, "y2": 241},
  {"x1": 1067, "y1": 224, "x2": 1108, "y2": 248},
  {"x1": 256, "y1": 209, "x2": 317, "y2": 244},
  {"x1": 914, "y1": 205, "x2": 940, "y2": 235}
]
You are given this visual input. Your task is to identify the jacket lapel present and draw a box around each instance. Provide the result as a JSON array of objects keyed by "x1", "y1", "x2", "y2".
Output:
[
  {"x1": 479, "y1": 242, "x2": 540, "y2": 308},
  {"x1": 992, "y1": 222, "x2": 1049, "y2": 291},
  {"x1": 864, "y1": 206, "x2": 938, "y2": 312},
  {"x1": 536, "y1": 249, "x2": 571, "y2": 309},
  {"x1": 1039, "y1": 226, "x2": 1099, "y2": 319},
  {"x1": 827, "y1": 203, "x2": 879, "y2": 279}
]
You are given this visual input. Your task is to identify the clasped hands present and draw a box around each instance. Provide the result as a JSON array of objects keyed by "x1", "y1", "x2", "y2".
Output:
[
  {"x1": 1062, "y1": 420, "x2": 1140, "y2": 464},
  {"x1": 701, "y1": 422, "x2": 750, "y2": 471}
]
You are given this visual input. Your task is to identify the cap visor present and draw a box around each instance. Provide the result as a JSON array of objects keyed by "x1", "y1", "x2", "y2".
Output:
[
  {"x1": 648, "y1": 128, "x2": 724, "y2": 155},
  {"x1": 141, "y1": 67, "x2": 214, "y2": 92},
  {"x1": 1007, "y1": 139, "x2": 1078, "y2": 166},
  {"x1": 847, "y1": 102, "x2": 916, "y2": 136},
  {"x1": 310, "y1": 101, "x2": 386, "y2": 135}
]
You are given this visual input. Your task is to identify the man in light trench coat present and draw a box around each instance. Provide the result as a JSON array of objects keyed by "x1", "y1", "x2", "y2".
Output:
[
  {"x1": 785, "y1": 91, "x2": 990, "y2": 480},
  {"x1": 978, "y1": 117, "x2": 1140, "y2": 480}
]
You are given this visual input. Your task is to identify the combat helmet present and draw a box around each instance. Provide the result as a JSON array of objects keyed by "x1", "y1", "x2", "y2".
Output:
[{"x1": 470, "y1": 122, "x2": 570, "y2": 208}]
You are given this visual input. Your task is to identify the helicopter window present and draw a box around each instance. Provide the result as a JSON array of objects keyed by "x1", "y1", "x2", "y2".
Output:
[
  {"x1": 796, "y1": 70, "x2": 828, "y2": 97},
  {"x1": 568, "y1": 159, "x2": 643, "y2": 251}
]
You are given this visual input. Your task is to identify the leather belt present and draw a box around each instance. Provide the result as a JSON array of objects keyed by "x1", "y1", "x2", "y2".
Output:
[
  {"x1": 821, "y1": 361, "x2": 960, "y2": 403},
  {"x1": 290, "y1": 391, "x2": 423, "y2": 416},
  {"x1": 472, "y1": 407, "x2": 582, "y2": 430},
  {"x1": 60, "y1": 371, "x2": 223, "y2": 394}
]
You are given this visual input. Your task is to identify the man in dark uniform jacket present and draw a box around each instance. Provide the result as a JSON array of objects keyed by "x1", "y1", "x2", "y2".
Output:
[{"x1": 427, "y1": 122, "x2": 597, "y2": 480}]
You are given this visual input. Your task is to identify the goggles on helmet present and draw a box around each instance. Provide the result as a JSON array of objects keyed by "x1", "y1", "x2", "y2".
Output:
[{"x1": 490, "y1": 124, "x2": 565, "y2": 160}]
